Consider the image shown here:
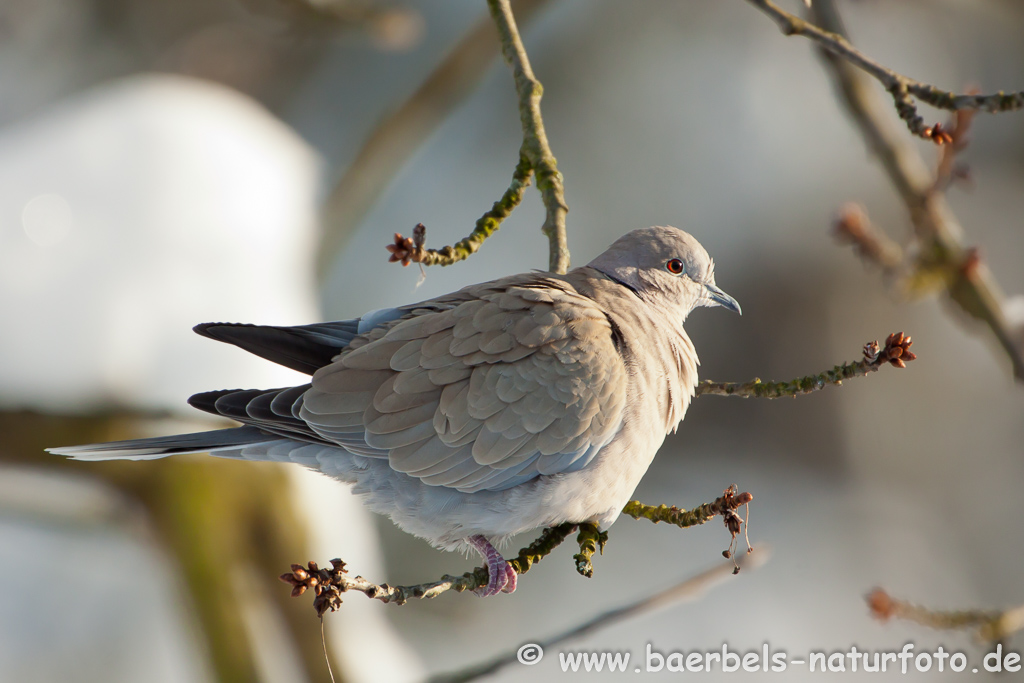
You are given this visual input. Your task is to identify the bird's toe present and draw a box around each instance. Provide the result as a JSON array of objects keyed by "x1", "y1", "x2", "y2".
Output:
[{"x1": 500, "y1": 562, "x2": 518, "y2": 594}]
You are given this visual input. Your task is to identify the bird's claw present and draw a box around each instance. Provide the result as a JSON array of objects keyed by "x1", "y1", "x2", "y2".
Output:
[{"x1": 468, "y1": 534, "x2": 517, "y2": 597}]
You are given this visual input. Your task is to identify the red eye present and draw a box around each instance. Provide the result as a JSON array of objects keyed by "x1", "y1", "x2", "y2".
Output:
[{"x1": 666, "y1": 258, "x2": 685, "y2": 275}]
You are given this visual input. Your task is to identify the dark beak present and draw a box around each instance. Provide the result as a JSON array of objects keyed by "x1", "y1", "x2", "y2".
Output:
[{"x1": 706, "y1": 284, "x2": 742, "y2": 315}]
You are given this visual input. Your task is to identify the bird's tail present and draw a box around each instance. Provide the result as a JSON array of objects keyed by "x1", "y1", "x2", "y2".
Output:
[{"x1": 47, "y1": 426, "x2": 272, "y2": 461}]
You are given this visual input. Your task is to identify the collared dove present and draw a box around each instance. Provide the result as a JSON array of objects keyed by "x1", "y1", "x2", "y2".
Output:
[{"x1": 49, "y1": 226, "x2": 740, "y2": 596}]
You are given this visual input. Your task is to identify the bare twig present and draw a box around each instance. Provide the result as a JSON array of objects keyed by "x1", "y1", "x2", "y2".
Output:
[
  {"x1": 429, "y1": 549, "x2": 769, "y2": 683},
  {"x1": 281, "y1": 523, "x2": 576, "y2": 613},
  {"x1": 380, "y1": 0, "x2": 569, "y2": 272},
  {"x1": 697, "y1": 332, "x2": 915, "y2": 399},
  {"x1": 810, "y1": 0, "x2": 1024, "y2": 382},
  {"x1": 487, "y1": 0, "x2": 570, "y2": 273},
  {"x1": 316, "y1": 0, "x2": 551, "y2": 281},
  {"x1": 868, "y1": 588, "x2": 1024, "y2": 643},
  {"x1": 624, "y1": 486, "x2": 753, "y2": 570},
  {"x1": 833, "y1": 203, "x2": 904, "y2": 275},
  {"x1": 622, "y1": 487, "x2": 752, "y2": 531},
  {"x1": 386, "y1": 154, "x2": 533, "y2": 266},
  {"x1": 934, "y1": 104, "x2": 976, "y2": 193},
  {"x1": 746, "y1": 0, "x2": 1024, "y2": 142}
]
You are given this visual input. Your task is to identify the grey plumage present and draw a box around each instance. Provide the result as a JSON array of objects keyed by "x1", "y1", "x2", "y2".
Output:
[{"x1": 49, "y1": 226, "x2": 739, "y2": 582}]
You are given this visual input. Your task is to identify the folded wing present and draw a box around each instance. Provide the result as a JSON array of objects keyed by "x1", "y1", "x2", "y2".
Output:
[{"x1": 298, "y1": 277, "x2": 628, "y2": 493}]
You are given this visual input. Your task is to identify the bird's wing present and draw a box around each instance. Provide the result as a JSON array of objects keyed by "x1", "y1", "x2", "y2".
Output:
[{"x1": 298, "y1": 277, "x2": 629, "y2": 493}]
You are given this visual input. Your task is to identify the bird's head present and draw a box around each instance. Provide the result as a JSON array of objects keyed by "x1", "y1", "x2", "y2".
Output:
[{"x1": 587, "y1": 225, "x2": 741, "y2": 319}]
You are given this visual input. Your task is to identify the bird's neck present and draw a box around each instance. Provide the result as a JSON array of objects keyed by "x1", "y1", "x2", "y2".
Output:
[{"x1": 565, "y1": 268, "x2": 700, "y2": 433}]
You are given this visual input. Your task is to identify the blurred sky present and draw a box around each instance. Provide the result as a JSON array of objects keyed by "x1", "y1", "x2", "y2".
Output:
[{"x1": 2, "y1": 0, "x2": 1024, "y2": 681}]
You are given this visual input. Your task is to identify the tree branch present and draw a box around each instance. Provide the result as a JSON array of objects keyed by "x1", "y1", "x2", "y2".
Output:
[
  {"x1": 624, "y1": 486, "x2": 753, "y2": 567},
  {"x1": 745, "y1": 0, "x2": 1024, "y2": 142},
  {"x1": 487, "y1": 0, "x2": 570, "y2": 273},
  {"x1": 697, "y1": 332, "x2": 915, "y2": 399},
  {"x1": 281, "y1": 523, "x2": 576, "y2": 613},
  {"x1": 572, "y1": 523, "x2": 608, "y2": 578},
  {"x1": 809, "y1": 0, "x2": 1024, "y2": 382},
  {"x1": 386, "y1": 154, "x2": 533, "y2": 266},
  {"x1": 316, "y1": 0, "x2": 551, "y2": 282},
  {"x1": 429, "y1": 549, "x2": 769, "y2": 683},
  {"x1": 623, "y1": 489, "x2": 752, "y2": 529},
  {"x1": 833, "y1": 202, "x2": 904, "y2": 276},
  {"x1": 281, "y1": 487, "x2": 748, "y2": 614},
  {"x1": 868, "y1": 588, "x2": 1024, "y2": 644}
]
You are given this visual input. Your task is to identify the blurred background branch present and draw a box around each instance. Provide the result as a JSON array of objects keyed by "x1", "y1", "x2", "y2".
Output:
[
  {"x1": 0, "y1": 411, "x2": 335, "y2": 683},
  {"x1": 429, "y1": 548, "x2": 769, "y2": 683},
  {"x1": 868, "y1": 588, "x2": 1024, "y2": 644},
  {"x1": 748, "y1": 0, "x2": 1024, "y2": 142},
  {"x1": 809, "y1": 0, "x2": 1024, "y2": 382}
]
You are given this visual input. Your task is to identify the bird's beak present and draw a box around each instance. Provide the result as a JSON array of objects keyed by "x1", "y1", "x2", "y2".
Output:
[{"x1": 705, "y1": 283, "x2": 742, "y2": 315}]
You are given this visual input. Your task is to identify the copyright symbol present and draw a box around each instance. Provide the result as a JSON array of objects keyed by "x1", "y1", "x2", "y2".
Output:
[{"x1": 517, "y1": 643, "x2": 544, "y2": 665}]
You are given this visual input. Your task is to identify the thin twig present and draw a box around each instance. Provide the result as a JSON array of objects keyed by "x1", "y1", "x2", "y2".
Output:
[
  {"x1": 833, "y1": 203, "x2": 904, "y2": 276},
  {"x1": 746, "y1": 0, "x2": 1024, "y2": 142},
  {"x1": 697, "y1": 332, "x2": 915, "y2": 399},
  {"x1": 868, "y1": 588, "x2": 1024, "y2": 643},
  {"x1": 934, "y1": 106, "x2": 976, "y2": 192},
  {"x1": 622, "y1": 488, "x2": 752, "y2": 531},
  {"x1": 281, "y1": 523, "x2": 577, "y2": 612},
  {"x1": 281, "y1": 487, "x2": 748, "y2": 613},
  {"x1": 810, "y1": 0, "x2": 1024, "y2": 382},
  {"x1": 386, "y1": 154, "x2": 533, "y2": 266},
  {"x1": 428, "y1": 549, "x2": 770, "y2": 683},
  {"x1": 315, "y1": 0, "x2": 551, "y2": 281},
  {"x1": 487, "y1": 0, "x2": 570, "y2": 273},
  {"x1": 624, "y1": 486, "x2": 753, "y2": 569}
]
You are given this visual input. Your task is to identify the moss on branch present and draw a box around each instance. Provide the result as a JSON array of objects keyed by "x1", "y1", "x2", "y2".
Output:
[{"x1": 697, "y1": 332, "x2": 915, "y2": 399}]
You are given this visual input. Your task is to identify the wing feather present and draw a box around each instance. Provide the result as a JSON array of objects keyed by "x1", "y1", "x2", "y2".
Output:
[{"x1": 236, "y1": 275, "x2": 629, "y2": 493}]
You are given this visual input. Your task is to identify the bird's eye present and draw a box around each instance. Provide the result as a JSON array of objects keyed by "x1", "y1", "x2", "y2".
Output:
[{"x1": 666, "y1": 258, "x2": 685, "y2": 275}]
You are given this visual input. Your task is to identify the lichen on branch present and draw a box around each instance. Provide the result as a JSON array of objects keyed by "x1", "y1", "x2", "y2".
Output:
[
  {"x1": 386, "y1": 0, "x2": 569, "y2": 273},
  {"x1": 487, "y1": 0, "x2": 569, "y2": 273},
  {"x1": 697, "y1": 332, "x2": 915, "y2": 399},
  {"x1": 387, "y1": 154, "x2": 533, "y2": 267},
  {"x1": 624, "y1": 486, "x2": 753, "y2": 570}
]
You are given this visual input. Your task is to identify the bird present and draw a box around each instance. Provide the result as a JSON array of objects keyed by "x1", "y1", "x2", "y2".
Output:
[{"x1": 49, "y1": 226, "x2": 740, "y2": 597}]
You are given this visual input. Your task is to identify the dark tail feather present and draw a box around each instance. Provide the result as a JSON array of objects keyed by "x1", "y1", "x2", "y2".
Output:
[
  {"x1": 193, "y1": 322, "x2": 357, "y2": 374},
  {"x1": 47, "y1": 426, "x2": 272, "y2": 461}
]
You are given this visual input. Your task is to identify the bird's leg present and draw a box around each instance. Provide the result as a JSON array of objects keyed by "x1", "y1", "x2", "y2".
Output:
[{"x1": 467, "y1": 535, "x2": 517, "y2": 596}]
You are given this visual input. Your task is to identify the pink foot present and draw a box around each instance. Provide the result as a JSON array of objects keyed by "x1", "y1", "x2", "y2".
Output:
[
  {"x1": 468, "y1": 535, "x2": 517, "y2": 597},
  {"x1": 501, "y1": 561, "x2": 517, "y2": 594}
]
